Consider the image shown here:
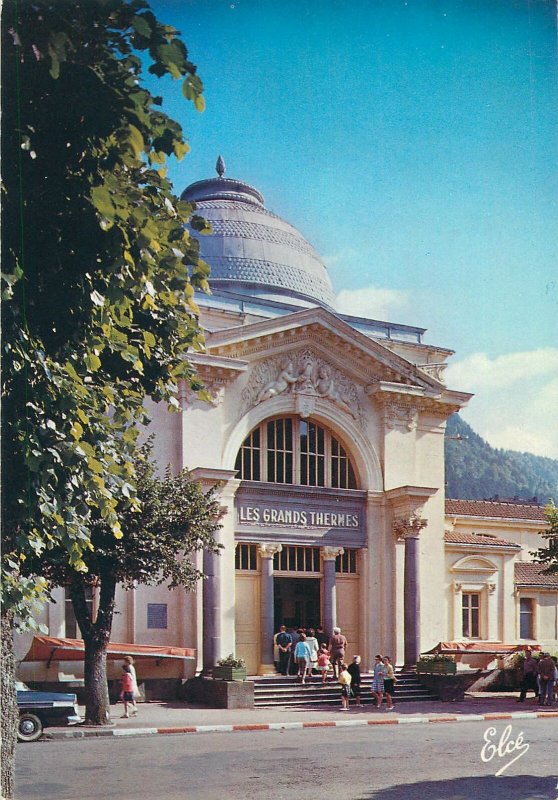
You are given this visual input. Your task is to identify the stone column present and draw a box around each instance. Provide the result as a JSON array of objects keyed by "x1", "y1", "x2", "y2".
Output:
[
  {"x1": 394, "y1": 515, "x2": 426, "y2": 668},
  {"x1": 322, "y1": 547, "x2": 344, "y2": 636},
  {"x1": 202, "y1": 547, "x2": 221, "y2": 675},
  {"x1": 258, "y1": 543, "x2": 282, "y2": 674},
  {"x1": 191, "y1": 470, "x2": 240, "y2": 675}
]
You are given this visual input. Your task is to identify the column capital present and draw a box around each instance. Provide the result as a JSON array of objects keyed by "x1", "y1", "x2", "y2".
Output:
[
  {"x1": 322, "y1": 546, "x2": 344, "y2": 561},
  {"x1": 258, "y1": 542, "x2": 282, "y2": 558},
  {"x1": 386, "y1": 484, "x2": 436, "y2": 508},
  {"x1": 189, "y1": 468, "x2": 240, "y2": 496},
  {"x1": 393, "y1": 514, "x2": 427, "y2": 541}
]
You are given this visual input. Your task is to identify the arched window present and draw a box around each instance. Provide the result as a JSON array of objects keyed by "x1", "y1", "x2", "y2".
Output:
[{"x1": 235, "y1": 417, "x2": 357, "y2": 489}]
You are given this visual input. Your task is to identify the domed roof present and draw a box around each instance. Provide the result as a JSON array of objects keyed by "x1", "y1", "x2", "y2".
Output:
[{"x1": 181, "y1": 160, "x2": 335, "y2": 309}]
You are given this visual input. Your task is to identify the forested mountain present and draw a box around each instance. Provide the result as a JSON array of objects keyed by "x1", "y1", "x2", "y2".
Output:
[{"x1": 444, "y1": 415, "x2": 558, "y2": 503}]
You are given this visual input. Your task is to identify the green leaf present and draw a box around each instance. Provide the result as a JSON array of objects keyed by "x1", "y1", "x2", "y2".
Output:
[
  {"x1": 84, "y1": 352, "x2": 101, "y2": 372},
  {"x1": 90, "y1": 185, "x2": 115, "y2": 221},
  {"x1": 127, "y1": 124, "x2": 145, "y2": 160},
  {"x1": 87, "y1": 458, "x2": 104, "y2": 475},
  {"x1": 132, "y1": 14, "x2": 152, "y2": 38},
  {"x1": 70, "y1": 421, "x2": 83, "y2": 440}
]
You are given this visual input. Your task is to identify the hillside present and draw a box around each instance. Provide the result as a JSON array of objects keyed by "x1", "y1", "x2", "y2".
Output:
[{"x1": 444, "y1": 414, "x2": 558, "y2": 503}]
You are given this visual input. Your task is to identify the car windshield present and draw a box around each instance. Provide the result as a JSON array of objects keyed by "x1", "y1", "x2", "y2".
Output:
[{"x1": 15, "y1": 682, "x2": 30, "y2": 691}]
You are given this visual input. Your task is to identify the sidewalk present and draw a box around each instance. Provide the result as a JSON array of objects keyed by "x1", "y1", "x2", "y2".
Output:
[{"x1": 46, "y1": 692, "x2": 558, "y2": 740}]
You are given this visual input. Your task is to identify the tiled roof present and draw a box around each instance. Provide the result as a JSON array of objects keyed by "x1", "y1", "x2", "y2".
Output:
[
  {"x1": 444, "y1": 531, "x2": 520, "y2": 548},
  {"x1": 514, "y1": 562, "x2": 558, "y2": 588},
  {"x1": 446, "y1": 499, "x2": 547, "y2": 522}
]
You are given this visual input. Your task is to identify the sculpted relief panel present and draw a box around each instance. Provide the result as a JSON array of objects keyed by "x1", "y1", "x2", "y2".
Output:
[{"x1": 241, "y1": 349, "x2": 364, "y2": 427}]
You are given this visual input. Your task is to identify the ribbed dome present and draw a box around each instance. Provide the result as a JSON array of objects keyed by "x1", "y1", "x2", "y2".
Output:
[{"x1": 181, "y1": 169, "x2": 335, "y2": 309}]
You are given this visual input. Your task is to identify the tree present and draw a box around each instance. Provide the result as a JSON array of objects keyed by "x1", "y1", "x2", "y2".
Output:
[
  {"x1": 28, "y1": 441, "x2": 222, "y2": 724},
  {"x1": 2, "y1": 1, "x2": 210, "y2": 794},
  {"x1": 534, "y1": 501, "x2": 558, "y2": 574}
]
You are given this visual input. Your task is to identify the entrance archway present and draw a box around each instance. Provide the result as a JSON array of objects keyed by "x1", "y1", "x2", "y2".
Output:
[{"x1": 274, "y1": 577, "x2": 321, "y2": 631}]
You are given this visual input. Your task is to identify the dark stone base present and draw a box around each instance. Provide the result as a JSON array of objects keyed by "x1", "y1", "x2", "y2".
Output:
[
  {"x1": 416, "y1": 671, "x2": 482, "y2": 701},
  {"x1": 179, "y1": 677, "x2": 254, "y2": 709}
]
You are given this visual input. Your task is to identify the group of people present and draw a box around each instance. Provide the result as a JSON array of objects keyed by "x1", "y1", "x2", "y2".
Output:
[
  {"x1": 274, "y1": 624, "x2": 397, "y2": 709},
  {"x1": 338, "y1": 654, "x2": 396, "y2": 711},
  {"x1": 518, "y1": 649, "x2": 558, "y2": 706}
]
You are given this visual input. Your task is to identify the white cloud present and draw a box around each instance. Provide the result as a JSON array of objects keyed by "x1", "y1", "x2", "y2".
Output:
[
  {"x1": 336, "y1": 285, "x2": 410, "y2": 321},
  {"x1": 445, "y1": 348, "x2": 558, "y2": 458},
  {"x1": 322, "y1": 248, "x2": 360, "y2": 268}
]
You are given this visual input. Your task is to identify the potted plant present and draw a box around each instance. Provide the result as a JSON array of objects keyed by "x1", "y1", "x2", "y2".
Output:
[
  {"x1": 416, "y1": 654, "x2": 457, "y2": 675},
  {"x1": 213, "y1": 654, "x2": 247, "y2": 681}
]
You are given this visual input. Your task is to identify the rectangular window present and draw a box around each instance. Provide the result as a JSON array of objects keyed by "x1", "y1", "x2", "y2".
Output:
[
  {"x1": 274, "y1": 546, "x2": 320, "y2": 573},
  {"x1": 462, "y1": 592, "x2": 480, "y2": 638},
  {"x1": 267, "y1": 419, "x2": 293, "y2": 483},
  {"x1": 519, "y1": 598, "x2": 534, "y2": 639},
  {"x1": 335, "y1": 549, "x2": 358, "y2": 574},
  {"x1": 235, "y1": 428, "x2": 260, "y2": 480},
  {"x1": 147, "y1": 603, "x2": 168, "y2": 629},
  {"x1": 331, "y1": 438, "x2": 357, "y2": 489},
  {"x1": 65, "y1": 586, "x2": 94, "y2": 639},
  {"x1": 235, "y1": 543, "x2": 258, "y2": 571},
  {"x1": 300, "y1": 421, "x2": 325, "y2": 486}
]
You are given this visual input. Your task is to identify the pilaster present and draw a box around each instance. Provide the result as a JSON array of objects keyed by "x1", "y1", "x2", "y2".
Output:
[
  {"x1": 258, "y1": 543, "x2": 283, "y2": 674},
  {"x1": 191, "y1": 469, "x2": 240, "y2": 673},
  {"x1": 322, "y1": 546, "x2": 344, "y2": 634}
]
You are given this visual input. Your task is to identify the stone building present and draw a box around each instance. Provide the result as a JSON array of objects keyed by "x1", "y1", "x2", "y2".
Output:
[{"x1": 17, "y1": 166, "x2": 557, "y2": 685}]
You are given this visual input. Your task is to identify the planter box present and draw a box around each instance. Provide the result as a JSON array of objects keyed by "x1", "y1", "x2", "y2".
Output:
[
  {"x1": 416, "y1": 671, "x2": 481, "y2": 701},
  {"x1": 180, "y1": 677, "x2": 254, "y2": 708},
  {"x1": 416, "y1": 661, "x2": 457, "y2": 675},
  {"x1": 213, "y1": 666, "x2": 247, "y2": 682}
]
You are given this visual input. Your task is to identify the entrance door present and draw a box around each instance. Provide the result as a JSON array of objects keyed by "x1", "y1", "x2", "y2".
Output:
[{"x1": 274, "y1": 578, "x2": 321, "y2": 631}]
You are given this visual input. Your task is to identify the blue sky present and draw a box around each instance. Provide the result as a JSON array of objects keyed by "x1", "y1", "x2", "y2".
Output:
[{"x1": 150, "y1": 0, "x2": 558, "y2": 458}]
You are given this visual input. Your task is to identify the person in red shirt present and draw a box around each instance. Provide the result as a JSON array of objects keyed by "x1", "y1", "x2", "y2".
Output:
[
  {"x1": 120, "y1": 664, "x2": 138, "y2": 718},
  {"x1": 317, "y1": 644, "x2": 331, "y2": 684}
]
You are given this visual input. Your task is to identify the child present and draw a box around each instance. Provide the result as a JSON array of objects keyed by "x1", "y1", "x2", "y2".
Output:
[
  {"x1": 338, "y1": 662, "x2": 352, "y2": 710},
  {"x1": 120, "y1": 664, "x2": 138, "y2": 718},
  {"x1": 317, "y1": 644, "x2": 330, "y2": 684}
]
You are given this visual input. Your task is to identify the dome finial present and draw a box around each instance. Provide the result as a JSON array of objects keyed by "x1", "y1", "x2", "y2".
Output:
[{"x1": 216, "y1": 155, "x2": 226, "y2": 178}]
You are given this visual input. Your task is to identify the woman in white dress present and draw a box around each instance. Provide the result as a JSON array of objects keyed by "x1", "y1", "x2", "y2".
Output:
[
  {"x1": 124, "y1": 656, "x2": 140, "y2": 712},
  {"x1": 305, "y1": 629, "x2": 320, "y2": 679}
]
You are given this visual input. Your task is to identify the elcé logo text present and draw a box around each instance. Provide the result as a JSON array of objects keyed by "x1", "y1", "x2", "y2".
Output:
[
  {"x1": 480, "y1": 724, "x2": 529, "y2": 777},
  {"x1": 238, "y1": 505, "x2": 359, "y2": 528}
]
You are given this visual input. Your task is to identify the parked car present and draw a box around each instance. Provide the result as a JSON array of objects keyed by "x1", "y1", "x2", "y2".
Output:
[{"x1": 16, "y1": 682, "x2": 81, "y2": 742}]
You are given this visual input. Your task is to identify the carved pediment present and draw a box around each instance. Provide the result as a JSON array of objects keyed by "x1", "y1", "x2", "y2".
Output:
[
  {"x1": 450, "y1": 555, "x2": 498, "y2": 574},
  {"x1": 241, "y1": 348, "x2": 364, "y2": 426}
]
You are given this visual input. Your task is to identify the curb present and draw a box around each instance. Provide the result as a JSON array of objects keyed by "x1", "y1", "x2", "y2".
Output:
[{"x1": 47, "y1": 710, "x2": 558, "y2": 740}]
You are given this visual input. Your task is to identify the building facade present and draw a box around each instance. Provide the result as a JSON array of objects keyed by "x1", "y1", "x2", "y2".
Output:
[{"x1": 17, "y1": 167, "x2": 557, "y2": 684}]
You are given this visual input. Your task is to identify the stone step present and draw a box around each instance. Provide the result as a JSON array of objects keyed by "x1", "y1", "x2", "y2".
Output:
[
  {"x1": 254, "y1": 695, "x2": 433, "y2": 707},
  {"x1": 250, "y1": 672, "x2": 437, "y2": 707}
]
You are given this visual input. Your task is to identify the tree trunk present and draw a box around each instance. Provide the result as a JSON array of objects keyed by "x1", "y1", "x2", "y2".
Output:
[
  {"x1": 83, "y1": 630, "x2": 112, "y2": 725},
  {"x1": 70, "y1": 571, "x2": 116, "y2": 725},
  {"x1": 1, "y1": 609, "x2": 18, "y2": 800}
]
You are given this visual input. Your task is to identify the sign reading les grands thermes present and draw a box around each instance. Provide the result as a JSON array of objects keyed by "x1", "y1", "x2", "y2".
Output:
[{"x1": 237, "y1": 503, "x2": 360, "y2": 529}]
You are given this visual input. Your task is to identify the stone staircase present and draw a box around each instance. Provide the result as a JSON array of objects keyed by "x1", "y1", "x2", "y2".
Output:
[{"x1": 251, "y1": 669, "x2": 438, "y2": 707}]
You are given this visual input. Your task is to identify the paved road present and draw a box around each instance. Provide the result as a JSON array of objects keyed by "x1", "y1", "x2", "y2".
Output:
[{"x1": 16, "y1": 718, "x2": 557, "y2": 800}]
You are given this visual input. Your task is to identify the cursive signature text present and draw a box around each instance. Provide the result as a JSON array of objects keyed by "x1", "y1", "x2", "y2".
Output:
[{"x1": 480, "y1": 724, "x2": 530, "y2": 776}]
